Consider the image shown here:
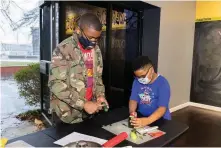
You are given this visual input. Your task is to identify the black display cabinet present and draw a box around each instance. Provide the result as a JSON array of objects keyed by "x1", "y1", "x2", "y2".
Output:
[{"x1": 39, "y1": 1, "x2": 161, "y2": 124}]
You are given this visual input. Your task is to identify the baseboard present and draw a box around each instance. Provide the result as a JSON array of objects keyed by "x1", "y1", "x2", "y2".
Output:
[
  {"x1": 170, "y1": 102, "x2": 190, "y2": 113},
  {"x1": 189, "y1": 102, "x2": 221, "y2": 113},
  {"x1": 169, "y1": 101, "x2": 221, "y2": 113}
]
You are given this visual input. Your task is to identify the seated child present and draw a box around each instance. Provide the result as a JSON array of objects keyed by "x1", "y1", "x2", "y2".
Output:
[{"x1": 129, "y1": 56, "x2": 171, "y2": 128}]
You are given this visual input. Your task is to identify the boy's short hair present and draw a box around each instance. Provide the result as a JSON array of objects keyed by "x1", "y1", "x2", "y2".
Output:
[
  {"x1": 78, "y1": 13, "x2": 102, "y2": 31},
  {"x1": 132, "y1": 56, "x2": 152, "y2": 71}
]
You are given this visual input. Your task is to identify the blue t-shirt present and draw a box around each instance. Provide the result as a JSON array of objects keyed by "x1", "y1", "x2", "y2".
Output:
[{"x1": 130, "y1": 75, "x2": 171, "y2": 120}]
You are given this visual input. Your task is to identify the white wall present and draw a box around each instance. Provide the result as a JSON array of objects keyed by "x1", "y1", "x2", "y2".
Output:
[{"x1": 145, "y1": 1, "x2": 196, "y2": 107}]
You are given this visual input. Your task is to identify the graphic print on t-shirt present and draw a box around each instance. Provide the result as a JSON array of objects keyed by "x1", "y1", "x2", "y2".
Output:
[
  {"x1": 82, "y1": 50, "x2": 93, "y2": 101},
  {"x1": 87, "y1": 69, "x2": 93, "y2": 77},
  {"x1": 82, "y1": 50, "x2": 93, "y2": 87},
  {"x1": 83, "y1": 52, "x2": 93, "y2": 62},
  {"x1": 78, "y1": 42, "x2": 94, "y2": 101},
  {"x1": 138, "y1": 86, "x2": 155, "y2": 105}
]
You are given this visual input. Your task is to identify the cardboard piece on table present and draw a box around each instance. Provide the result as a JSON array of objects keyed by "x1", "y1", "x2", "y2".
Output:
[{"x1": 102, "y1": 119, "x2": 166, "y2": 145}]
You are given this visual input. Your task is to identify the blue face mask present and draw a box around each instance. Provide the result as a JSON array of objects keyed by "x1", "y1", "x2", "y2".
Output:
[{"x1": 78, "y1": 36, "x2": 96, "y2": 50}]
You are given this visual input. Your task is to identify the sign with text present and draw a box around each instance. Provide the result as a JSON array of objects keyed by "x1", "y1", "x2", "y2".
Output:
[
  {"x1": 196, "y1": 1, "x2": 221, "y2": 22},
  {"x1": 65, "y1": 2, "x2": 126, "y2": 35}
]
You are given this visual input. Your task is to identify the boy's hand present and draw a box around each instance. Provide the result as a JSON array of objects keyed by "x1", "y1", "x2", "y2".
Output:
[
  {"x1": 97, "y1": 97, "x2": 109, "y2": 108},
  {"x1": 84, "y1": 101, "x2": 102, "y2": 114},
  {"x1": 130, "y1": 117, "x2": 151, "y2": 128}
]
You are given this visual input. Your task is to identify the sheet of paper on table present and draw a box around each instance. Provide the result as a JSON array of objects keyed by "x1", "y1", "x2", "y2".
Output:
[
  {"x1": 6, "y1": 140, "x2": 35, "y2": 147},
  {"x1": 54, "y1": 132, "x2": 107, "y2": 146}
]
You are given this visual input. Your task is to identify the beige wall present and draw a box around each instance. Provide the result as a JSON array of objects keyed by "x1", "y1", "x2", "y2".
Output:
[{"x1": 145, "y1": 1, "x2": 196, "y2": 108}]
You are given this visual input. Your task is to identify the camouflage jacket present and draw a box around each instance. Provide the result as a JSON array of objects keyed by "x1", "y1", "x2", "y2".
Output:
[{"x1": 48, "y1": 33, "x2": 105, "y2": 124}]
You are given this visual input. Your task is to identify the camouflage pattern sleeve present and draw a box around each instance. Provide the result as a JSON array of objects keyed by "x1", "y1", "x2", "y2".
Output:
[
  {"x1": 48, "y1": 41, "x2": 86, "y2": 123},
  {"x1": 95, "y1": 48, "x2": 105, "y2": 98}
]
